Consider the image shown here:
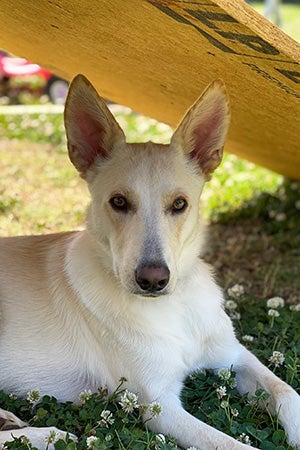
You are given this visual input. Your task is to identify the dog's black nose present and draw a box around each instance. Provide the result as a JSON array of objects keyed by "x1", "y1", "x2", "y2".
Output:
[{"x1": 135, "y1": 264, "x2": 170, "y2": 293}]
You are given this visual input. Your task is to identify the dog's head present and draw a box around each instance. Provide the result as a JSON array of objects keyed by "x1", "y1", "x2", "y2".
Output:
[{"x1": 64, "y1": 75, "x2": 229, "y2": 298}]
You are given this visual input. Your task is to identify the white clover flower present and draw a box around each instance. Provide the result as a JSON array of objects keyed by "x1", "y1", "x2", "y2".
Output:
[
  {"x1": 98, "y1": 409, "x2": 115, "y2": 427},
  {"x1": 231, "y1": 408, "x2": 239, "y2": 417},
  {"x1": 216, "y1": 386, "x2": 227, "y2": 399},
  {"x1": 155, "y1": 433, "x2": 166, "y2": 444},
  {"x1": 275, "y1": 212, "x2": 286, "y2": 222},
  {"x1": 155, "y1": 433, "x2": 170, "y2": 450},
  {"x1": 242, "y1": 335, "x2": 254, "y2": 343},
  {"x1": 86, "y1": 435, "x2": 99, "y2": 448},
  {"x1": 237, "y1": 433, "x2": 252, "y2": 445},
  {"x1": 291, "y1": 181, "x2": 300, "y2": 190},
  {"x1": 79, "y1": 389, "x2": 92, "y2": 404},
  {"x1": 148, "y1": 401, "x2": 163, "y2": 418},
  {"x1": 269, "y1": 351, "x2": 285, "y2": 368},
  {"x1": 229, "y1": 311, "x2": 241, "y2": 321},
  {"x1": 26, "y1": 389, "x2": 41, "y2": 404},
  {"x1": 268, "y1": 309, "x2": 280, "y2": 317},
  {"x1": 267, "y1": 297, "x2": 285, "y2": 309},
  {"x1": 45, "y1": 429, "x2": 60, "y2": 445},
  {"x1": 278, "y1": 188, "x2": 287, "y2": 201},
  {"x1": 119, "y1": 389, "x2": 139, "y2": 413},
  {"x1": 227, "y1": 284, "x2": 244, "y2": 299},
  {"x1": 225, "y1": 300, "x2": 238, "y2": 311},
  {"x1": 220, "y1": 400, "x2": 229, "y2": 409},
  {"x1": 229, "y1": 377, "x2": 237, "y2": 389},
  {"x1": 218, "y1": 368, "x2": 231, "y2": 381},
  {"x1": 9, "y1": 393, "x2": 17, "y2": 400},
  {"x1": 290, "y1": 303, "x2": 300, "y2": 312},
  {"x1": 247, "y1": 398, "x2": 257, "y2": 406}
]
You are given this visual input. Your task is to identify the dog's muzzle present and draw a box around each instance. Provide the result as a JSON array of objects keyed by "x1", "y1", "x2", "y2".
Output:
[{"x1": 135, "y1": 263, "x2": 170, "y2": 296}]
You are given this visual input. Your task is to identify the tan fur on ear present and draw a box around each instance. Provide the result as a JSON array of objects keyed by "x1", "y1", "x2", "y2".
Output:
[
  {"x1": 171, "y1": 80, "x2": 230, "y2": 179},
  {"x1": 64, "y1": 74, "x2": 125, "y2": 178}
]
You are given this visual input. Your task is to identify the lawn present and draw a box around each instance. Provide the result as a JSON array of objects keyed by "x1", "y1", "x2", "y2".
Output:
[
  {"x1": 251, "y1": 2, "x2": 300, "y2": 42},
  {"x1": 1, "y1": 104, "x2": 299, "y2": 449},
  {"x1": 0, "y1": 3, "x2": 299, "y2": 449}
]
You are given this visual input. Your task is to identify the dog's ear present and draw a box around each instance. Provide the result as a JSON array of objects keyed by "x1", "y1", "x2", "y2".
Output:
[
  {"x1": 64, "y1": 74, "x2": 125, "y2": 178},
  {"x1": 171, "y1": 80, "x2": 230, "y2": 179}
]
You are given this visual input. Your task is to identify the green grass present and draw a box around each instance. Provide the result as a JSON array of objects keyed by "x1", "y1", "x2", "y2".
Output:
[
  {"x1": 0, "y1": 100, "x2": 299, "y2": 449},
  {"x1": 251, "y1": 2, "x2": 300, "y2": 42}
]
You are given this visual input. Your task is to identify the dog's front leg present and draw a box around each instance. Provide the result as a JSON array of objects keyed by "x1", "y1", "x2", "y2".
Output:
[
  {"x1": 0, "y1": 426, "x2": 77, "y2": 449},
  {"x1": 234, "y1": 344, "x2": 300, "y2": 449},
  {"x1": 146, "y1": 392, "x2": 257, "y2": 450},
  {"x1": 0, "y1": 410, "x2": 77, "y2": 449}
]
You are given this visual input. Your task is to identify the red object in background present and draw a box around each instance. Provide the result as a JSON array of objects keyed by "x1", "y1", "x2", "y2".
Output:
[{"x1": 0, "y1": 50, "x2": 68, "y2": 104}]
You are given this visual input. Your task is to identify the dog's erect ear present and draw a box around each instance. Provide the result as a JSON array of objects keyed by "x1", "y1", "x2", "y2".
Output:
[
  {"x1": 171, "y1": 80, "x2": 230, "y2": 179},
  {"x1": 64, "y1": 74, "x2": 125, "y2": 178}
]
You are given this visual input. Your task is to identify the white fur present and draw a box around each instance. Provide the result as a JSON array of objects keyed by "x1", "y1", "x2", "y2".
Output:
[{"x1": 0, "y1": 75, "x2": 299, "y2": 450}]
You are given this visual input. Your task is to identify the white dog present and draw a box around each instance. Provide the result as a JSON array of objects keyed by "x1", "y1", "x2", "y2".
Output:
[{"x1": 0, "y1": 75, "x2": 299, "y2": 449}]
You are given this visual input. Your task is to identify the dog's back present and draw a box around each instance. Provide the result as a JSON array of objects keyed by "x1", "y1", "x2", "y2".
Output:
[{"x1": 0, "y1": 232, "x2": 77, "y2": 305}]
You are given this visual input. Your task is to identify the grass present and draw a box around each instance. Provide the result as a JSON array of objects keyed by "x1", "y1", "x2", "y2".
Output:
[
  {"x1": 0, "y1": 107, "x2": 299, "y2": 449},
  {"x1": 251, "y1": 2, "x2": 300, "y2": 42},
  {"x1": 0, "y1": 4, "x2": 300, "y2": 444}
]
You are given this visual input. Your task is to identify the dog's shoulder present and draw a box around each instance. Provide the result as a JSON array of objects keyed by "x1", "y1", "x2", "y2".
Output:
[{"x1": 0, "y1": 231, "x2": 79, "y2": 255}]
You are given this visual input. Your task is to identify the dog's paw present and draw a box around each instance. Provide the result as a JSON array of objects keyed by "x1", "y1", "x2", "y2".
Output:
[
  {"x1": 277, "y1": 390, "x2": 300, "y2": 449},
  {"x1": 287, "y1": 427, "x2": 300, "y2": 450},
  {"x1": 0, "y1": 426, "x2": 77, "y2": 449},
  {"x1": 0, "y1": 408, "x2": 27, "y2": 431}
]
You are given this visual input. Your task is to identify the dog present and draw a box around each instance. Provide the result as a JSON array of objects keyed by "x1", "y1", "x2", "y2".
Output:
[{"x1": 0, "y1": 74, "x2": 299, "y2": 450}]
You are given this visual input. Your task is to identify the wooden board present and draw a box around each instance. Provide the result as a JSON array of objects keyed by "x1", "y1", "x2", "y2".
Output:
[{"x1": 1, "y1": 0, "x2": 300, "y2": 179}]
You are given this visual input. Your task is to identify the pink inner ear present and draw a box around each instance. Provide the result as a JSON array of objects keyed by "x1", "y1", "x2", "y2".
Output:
[
  {"x1": 190, "y1": 105, "x2": 225, "y2": 168},
  {"x1": 76, "y1": 112, "x2": 107, "y2": 166}
]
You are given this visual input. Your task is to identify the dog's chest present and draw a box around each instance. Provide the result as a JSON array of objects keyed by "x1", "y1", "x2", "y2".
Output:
[
  {"x1": 86, "y1": 302, "x2": 212, "y2": 388},
  {"x1": 86, "y1": 291, "x2": 237, "y2": 404}
]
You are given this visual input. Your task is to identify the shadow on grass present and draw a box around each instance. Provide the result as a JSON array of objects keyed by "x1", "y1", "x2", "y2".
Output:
[{"x1": 204, "y1": 179, "x2": 300, "y2": 301}]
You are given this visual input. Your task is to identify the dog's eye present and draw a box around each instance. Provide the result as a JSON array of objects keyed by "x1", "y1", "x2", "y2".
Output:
[
  {"x1": 172, "y1": 198, "x2": 188, "y2": 213},
  {"x1": 110, "y1": 196, "x2": 128, "y2": 211}
]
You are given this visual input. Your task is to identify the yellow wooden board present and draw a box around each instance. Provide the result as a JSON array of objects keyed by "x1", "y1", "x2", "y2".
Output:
[{"x1": 1, "y1": 0, "x2": 300, "y2": 178}]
